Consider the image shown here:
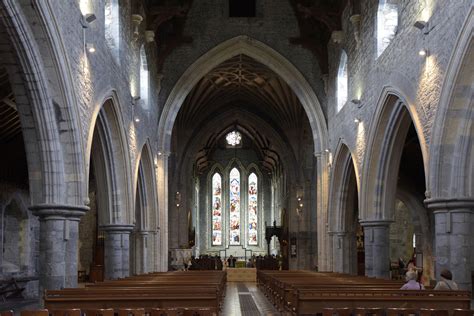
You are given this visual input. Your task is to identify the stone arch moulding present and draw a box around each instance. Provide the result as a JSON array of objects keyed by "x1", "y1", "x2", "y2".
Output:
[
  {"x1": 427, "y1": 7, "x2": 473, "y2": 200},
  {"x1": 134, "y1": 140, "x2": 159, "y2": 231},
  {"x1": 327, "y1": 141, "x2": 359, "y2": 273},
  {"x1": 0, "y1": 1, "x2": 65, "y2": 205},
  {"x1": 85, "y1": 92, "x2": 133, "y2": 226},
  {"x1": 328, "y1": 140, "x2": 359, "y2": 233},
  {"x1": 360, "y1": 87, "x2": 429, "y2": 221},
  {"x1": 158, "y1": 35, "x2": 328, "y2": 154},
  {"x1": 158, "y1": 35, "x2": 332, "y2": 270}
]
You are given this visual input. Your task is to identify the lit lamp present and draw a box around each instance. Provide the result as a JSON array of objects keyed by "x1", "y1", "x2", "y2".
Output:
[
  {"x1": 354, "y1": 118, "x2": 361, "y2": 124},
  {"x1": 418, "y1": 48, "x2": 428, "y2": 57},
  {"x1": 86, "y1": 43, "x2": 96, "y2": 53}
]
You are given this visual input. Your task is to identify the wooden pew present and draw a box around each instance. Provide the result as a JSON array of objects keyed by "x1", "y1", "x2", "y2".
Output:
[
  {"x1": 257, "y1": 271, "x2": 471, "y2": 315},
  {"x1": 44, "y1": 271, "x2": 225, "y2": 315}
]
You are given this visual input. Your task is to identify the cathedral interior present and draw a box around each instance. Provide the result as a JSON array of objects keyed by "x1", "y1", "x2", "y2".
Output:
[{"x1": 0, "y1": 0, "x2": 472, "y2": 310}]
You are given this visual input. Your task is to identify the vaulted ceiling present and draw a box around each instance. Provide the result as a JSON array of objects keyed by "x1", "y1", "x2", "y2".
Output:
[
  {"x1": 176, "y1": 54, "x2": 304, "y2": 130},
  {"x1": 174, "y1": 54, "x2": 310, "y2": 175}
]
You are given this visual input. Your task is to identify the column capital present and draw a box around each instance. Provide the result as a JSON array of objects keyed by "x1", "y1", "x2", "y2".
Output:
[
  {"x1": 29, "y1": 203, "x2": 89, "y2": 220},
  {"x1": 424, "y1": 197, "x2": 474, "y2": 210},
  {"x1": 100, "y1": 224, "x2": 135, "y2": 233},
  {"x1": 359, "y1": 219, "x2": 392, "y2": 227}
]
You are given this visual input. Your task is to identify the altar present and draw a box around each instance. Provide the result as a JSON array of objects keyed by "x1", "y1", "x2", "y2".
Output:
[{"x1": 226, "y1": 267, "x2": 256, "y2": 282}]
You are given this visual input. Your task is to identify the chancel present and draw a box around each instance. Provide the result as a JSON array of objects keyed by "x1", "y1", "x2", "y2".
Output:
[{"x1": 0, "y1": 0, "x2": 472, "y2": 315}]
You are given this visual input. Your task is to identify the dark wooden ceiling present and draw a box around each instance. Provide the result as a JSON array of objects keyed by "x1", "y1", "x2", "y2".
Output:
[{"x1": 142, "y1": 0, "x2": 349, "y2": 74}]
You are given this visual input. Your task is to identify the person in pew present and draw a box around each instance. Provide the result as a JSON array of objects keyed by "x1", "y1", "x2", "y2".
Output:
[
  {"x1": 434, "y1": 269, "x2": 459, "y2": 290},
  {"x1": 400, "y1": 270, "x2": 425, "y2": 290},
  {"x1": 246, "y1": 259, "x2": 254, "y2": 268}
]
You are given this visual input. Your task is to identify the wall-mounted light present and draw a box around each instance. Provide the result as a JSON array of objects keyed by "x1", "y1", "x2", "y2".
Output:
[
  {"x1": 354, "y1": 118, "x2": 361, "y2": 124},
  {"x1": 86, "y1": 43, "x2": 96, "y2": 53},
  {"x1": 351, "y1": 99, "x2": 361, "y2": 107},
  {"x1": 81, "y1": 13, "x2": 97, "y2": 28},
  {"x1": 418, "y1": 48, "x2": 428, "y2": 57},
  {"x1": 134, "y1": 117, "x2": 140, "y2": 123},
  {"x1": 158, "y1": 152, "x2": 162, "y2": 156},
  {"x1": 324, "y1": 149, "x2": 330, "y2": 153},
  {"x1": 414, "y1": 20, "x2": 432, "y2": 35}
]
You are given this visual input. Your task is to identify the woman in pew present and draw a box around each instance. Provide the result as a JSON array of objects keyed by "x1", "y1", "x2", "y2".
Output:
[
  {"x1": 400, "y1": 270, "x2": 425, "y2": 290},
  {"x1": 434, "y1": 269, "x2": 459, "y2": 290}
]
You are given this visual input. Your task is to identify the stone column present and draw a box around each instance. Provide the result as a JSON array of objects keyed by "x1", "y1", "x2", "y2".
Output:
[
  {"x1": 153, "y1": 229, "x2": 160, "y2": 272},
  {"x1": 425, "y1": 198, "x2": 474, "y2": 290},
  {"x1": 360, "y1": 220, "x2": 391, "y2": 279},
  {"x1": 156, "y1": 153, "x2": 169, "y2": 271},
  {"x1": 30, "y1": 204, "x2": 88, "y2": 292},
  {"x1": 101, "y1": 224, "x2": 134, "y2": 279},
  {"x1": 139, "y1": 231, "x2": 148, "y2": 274},
  {"x1": 65, "y1": 218, "x2": 81, "y2": 287},
  {"x1": 315, "y1": 151, "x2": 330, "y2": 272},
  {"x1": 332, "y1": 231, "x2": 347, "y2": 273}
]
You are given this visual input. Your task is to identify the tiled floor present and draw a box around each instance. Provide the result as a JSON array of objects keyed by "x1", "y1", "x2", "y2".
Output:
[{"x1": 222, "y1": 282, "x2": 280, "y2": 316}]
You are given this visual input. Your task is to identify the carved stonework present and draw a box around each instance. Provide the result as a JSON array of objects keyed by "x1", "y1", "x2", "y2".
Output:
[
  {"x1": 131, "y1": 14, "x2": 143, "y2": 42},
  {"x1": 350, "y1": 14, "x2": 362, "y2": 48}
]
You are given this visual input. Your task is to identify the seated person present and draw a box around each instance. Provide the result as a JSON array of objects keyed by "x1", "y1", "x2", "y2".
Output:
[
  {"x1": 434, "y1": 269, "x2": 459, "y2": 290},
  {"x1": 400, "y1": 270, "x2": 425, "y2": 290}
]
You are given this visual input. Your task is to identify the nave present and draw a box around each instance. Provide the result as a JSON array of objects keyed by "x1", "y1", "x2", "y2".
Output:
[{"x1": 222, "y1": 282, "x2": 279, "y2": 316}]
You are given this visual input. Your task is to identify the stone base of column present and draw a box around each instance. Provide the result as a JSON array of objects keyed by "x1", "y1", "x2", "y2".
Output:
[
  {"x1": 360, "y1": 220, "x2": 392, "y2": 279},
  {"x1": 426, "y1": 197, "x2": 474, "y2": 291},
  {"x1": 29, "y1": 204, "x2": 88, "y2": 293},
  {"x1": 101, "y1": 224, "x2": 134, "y2": 279}
]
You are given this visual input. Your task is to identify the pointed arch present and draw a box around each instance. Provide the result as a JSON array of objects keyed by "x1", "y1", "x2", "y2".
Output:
[
  {"x1": 158, "y1": 35, "x2": 328, "y2": 154},
  {"x1": 158, "y1": 35, "x2": 330, "y2": 270},
  {"x1": 87, "y1": 96, "x2": 133, "y2": 225},
  {"x1": 328, "y1": 141, "x2": 360, "y2": 274},
  {"x1": 428, "y1": 7, "x2": 474, "y2": 199},
  {"x1": 361, "y1": 89, "x2": 428, "y2": 221}
]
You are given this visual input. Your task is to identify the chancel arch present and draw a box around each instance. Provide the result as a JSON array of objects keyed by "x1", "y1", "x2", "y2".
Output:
[{"x1": 160, "y1": 35, "x2": 330, "y2": 270}]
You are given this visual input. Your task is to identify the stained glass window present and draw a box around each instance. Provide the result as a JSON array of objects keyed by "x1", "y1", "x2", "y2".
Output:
[
  {"x1": 226, "y1": 131, "x2": 242, "y2": 146},
  {"x1": 248, "y1": 173, "x2": 258, "y2": 245},
  {"x1": 211, "y1": 173, "x2": 222, "y2": 246},
  {"x1": 229, "y1": 168, "x2": 241, "y2": 245}
]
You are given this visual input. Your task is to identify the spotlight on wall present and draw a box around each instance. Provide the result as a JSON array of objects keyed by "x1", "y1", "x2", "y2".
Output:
[
  {"x1": 81, "y1": 13, "x2": 97, "y2": 28},
  {"x1": 85, "y1": 43, "x2": 96, "y2": 53},
  {"x1": 418, "y1": 49, "x2": 428, "y2": 57},
  {"x1": 158, "y1": 152, "x2": 162, "y2": 156},
  {"x1": 134, "y1": 117, "x2": 140, "y2": 123},
  {"x1": 354, "y1": 118, "x2": 361, "y2": 124},
  {"x1": 324, "y1": 149, "x2": 330, "y2": 153}
]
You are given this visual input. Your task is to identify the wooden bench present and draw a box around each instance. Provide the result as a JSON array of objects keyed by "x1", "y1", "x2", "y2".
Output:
[
  {"x1": 44, "y1": 271, "x2": 225, "y2": 315},
  {"x1": 257, "y1": 271, "x2": 471, "y2": 315}
]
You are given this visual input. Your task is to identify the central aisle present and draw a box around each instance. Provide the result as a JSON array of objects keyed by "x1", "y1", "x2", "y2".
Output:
[{"x1": 222, "y1": 282, "x2": 280, "y2": 316}]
